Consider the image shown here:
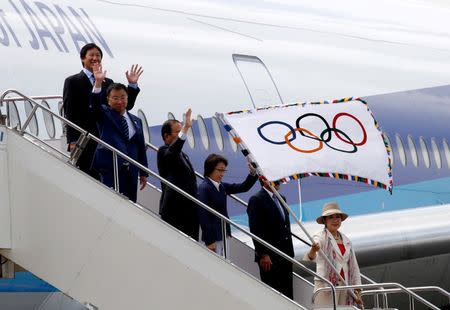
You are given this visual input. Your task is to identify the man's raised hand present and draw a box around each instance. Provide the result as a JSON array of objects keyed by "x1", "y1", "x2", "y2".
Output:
[{"x1": 126, "y1": 64, "x2": 144, "y2": 84}]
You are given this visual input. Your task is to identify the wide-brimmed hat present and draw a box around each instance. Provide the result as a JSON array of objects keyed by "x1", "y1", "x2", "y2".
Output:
[{"x1": 316, "y1": 202, "x2": 348, "y2": 224}]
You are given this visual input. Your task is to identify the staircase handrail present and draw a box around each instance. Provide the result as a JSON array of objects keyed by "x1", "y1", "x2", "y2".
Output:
[
  {"x1": 146, "y1": 141, "x2": 312, "y2": 247},
  {"x1": 362, "y1": 285, "x2": 450, "y2": 304},
  {"x1": 1, "y1": 88, "x2": 337, "y2": 310},
  {"x1": 146, "y1": 128, "x2": 446, "y2": 310},
  {"x1": 314, "y1": 283, "x2": 441, "y2": 310},
  {"x1": 8, "y1": 89, "x2": 448, "y2": 310},
  {"x1": 0, "y1": 95, "x2": 63, "y2": 102},
  {"x1": 148, "y1": 140, "x2": 388, "y2": 306}
]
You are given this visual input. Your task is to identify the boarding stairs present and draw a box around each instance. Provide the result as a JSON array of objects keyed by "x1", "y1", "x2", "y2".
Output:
[{"x1": 0, "y1": 90, "x2": 449, "y2": 310}]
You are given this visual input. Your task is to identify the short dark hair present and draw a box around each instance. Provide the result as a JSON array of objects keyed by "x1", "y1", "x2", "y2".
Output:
[
  {"x1": 80, "y1": 43, "x2": 103, "y2": 60},
  {"x1": 161, "y1": 119, "x2": 180, "y2": 140},
  {"x1": 106, "y1": 83, "x2": 128, "y2": 97},
  {"x1": 204, "y1": 154, "x2": 228, "y2": 177}
]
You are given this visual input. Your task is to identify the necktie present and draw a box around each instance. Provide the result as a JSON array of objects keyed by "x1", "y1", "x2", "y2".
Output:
[
  {"x1": 272, "y1": 195, "x2": 285, "y2": 219},
  {"x1": 219, "y1": 183, "x2": 225, "y2": 193},
  {"x1": 121, "y1": 115, "x2": 129, "y2": 140},
  {"x1": 89, "y1": 74, "x2": 95, "y2": 85}
]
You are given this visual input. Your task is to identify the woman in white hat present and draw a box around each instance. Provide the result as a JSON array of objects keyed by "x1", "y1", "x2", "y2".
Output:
[{"x1": 304, "y1": 202, "x2": 363, "y2": 307}]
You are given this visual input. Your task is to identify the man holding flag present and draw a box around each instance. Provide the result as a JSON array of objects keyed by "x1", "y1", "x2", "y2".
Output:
[{"x1": 247, "y1": 179, "x2": 294, "y2": 299}]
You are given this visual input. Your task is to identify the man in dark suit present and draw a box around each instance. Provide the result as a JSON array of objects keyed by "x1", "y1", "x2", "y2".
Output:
[
  {"x1": 63, "y1": 42, "x2": 143, "y2": 178},
  {"x1": 197, "y1": 154, "x2": 257, "y2": 255},
  {"x1": 157, "y1": 109, "x2": 199, "y2": 241},
  {"x1": 89, "y1": 66, "x2": 148, "y2": 202},
  {"x1": 247, "y1": 180, "x2": 294, "y2": 299}
]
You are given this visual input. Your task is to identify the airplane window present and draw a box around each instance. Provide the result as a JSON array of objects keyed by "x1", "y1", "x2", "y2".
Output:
[
  {"x1": 430, "y1": 138, "x2": 442, "y2": 169},
  {"x1": 382, "y1": 132, "x2": 394, "y2": 166},
  {"x1": 41, "y1": 100, "x2": 55, "y2": 139},
  {"x1": 24, "y1": 100, "x2": 39, "y2": 136},
  {"x1": 407, "y1": 135, "x2": 418, "y2": 167},
  {"x1": 7, "y1": 101, "x2": 21, "y2": 129},
  {"x1": 444, "y1": 139, "x2": 450, "y2": 169},
  {"x1": 227, "y1": 131, "x2": 238, "y2": 152},
  {"x1": 137, "y1": 109, "x2": 151, "y2": 144},
  {"x1": 211, "y1": 116, "x2": 224, "y2": 151},
  {"x1": 182, "y1": 113, "x2": 195, "y2": 149},
  {"x1": 167, "y1": 112, "x2": 175, "y2": 120},
  {"x1": 418, "y1": 137, "x2": 430, "y2": 168},
  {"x1": 395, "y1": 133, "x2": 406, "y2": 167},
  {"x1": 197, "y1": 114, "x2": 210, "y2": 150}
]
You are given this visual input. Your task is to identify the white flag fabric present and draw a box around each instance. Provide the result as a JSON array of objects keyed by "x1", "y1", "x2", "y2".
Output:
[{"x1": 218, "y1": 98, "x2": 393, "y2": 191}]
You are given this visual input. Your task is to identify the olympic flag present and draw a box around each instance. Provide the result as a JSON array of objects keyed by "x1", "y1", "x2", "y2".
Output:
[{"x1": 218, "y1": 99, "x2": 393, "y2": 191}]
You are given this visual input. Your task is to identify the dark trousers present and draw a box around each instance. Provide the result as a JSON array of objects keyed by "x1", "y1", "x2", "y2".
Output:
[
  {"x1": 259, "y1": 260, "x2": 293, "y2": 299},
  {"x1": 100, "y1": 165, "x2": 138, "y2": 203},
  {"x1": 161, "y1": 201, "x2": 199, "y2": 241}
]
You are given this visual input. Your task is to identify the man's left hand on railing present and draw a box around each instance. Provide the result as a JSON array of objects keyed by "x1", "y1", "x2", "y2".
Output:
[{"x1": 139, "y1": 176, "x2": 148, "y2": 190}]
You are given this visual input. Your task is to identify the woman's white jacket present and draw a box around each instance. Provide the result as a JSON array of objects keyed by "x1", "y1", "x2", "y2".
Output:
[{"x1": 303, "y1": 229, "x2": 362, "y2": 286}]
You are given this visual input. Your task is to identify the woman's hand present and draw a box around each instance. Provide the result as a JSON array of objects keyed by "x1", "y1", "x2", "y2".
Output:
[
  {"x1": 354, "y1": 290, "x2": 364, "y2": 308},
  {"x1": 308, "y1": 242, "x2": 320, "y2": 260}
]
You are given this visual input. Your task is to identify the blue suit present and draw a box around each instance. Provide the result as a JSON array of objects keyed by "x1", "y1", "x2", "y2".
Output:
[
  {"x1": 197, "y1": 174, "x2": 257, "y2": 246},
  {"x1": 63, "y1": 71, "x2": 139, "y2": 178},
  {"x1": 247, "y1": 188, "x2": 294, "y2": 298},
  {"x1": 89, "y1": 92, "x2": 148, "y2": 202}
]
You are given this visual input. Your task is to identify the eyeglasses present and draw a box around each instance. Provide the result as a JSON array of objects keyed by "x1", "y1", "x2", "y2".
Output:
[
  {"x1": 215, "y1": 168, "x2": 227, "y2": 173},
  {"x1": 109, "y1": 96, "x2": 128, "y2": 101}
]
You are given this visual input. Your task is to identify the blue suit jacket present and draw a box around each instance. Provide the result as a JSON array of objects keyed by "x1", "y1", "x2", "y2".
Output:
[
  {"x1": 198, "y1": 174, "x2": 257, "y2": 245},
  {"x1": 247, "y1": 188, "x2": 294, "y2": 262},
  {"x1": 89, "y1": 92, "x2": 148, "y2": 178}
]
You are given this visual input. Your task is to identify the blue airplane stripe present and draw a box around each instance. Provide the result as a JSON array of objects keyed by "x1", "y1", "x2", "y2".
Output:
[{"x1": 231, "y1": 176, "x2": 450, "y2": 225}]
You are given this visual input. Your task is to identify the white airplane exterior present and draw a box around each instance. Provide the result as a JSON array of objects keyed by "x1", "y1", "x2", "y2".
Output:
[
  {"x1": 0, "y1": 0, "x2": 450, "y2": 309},
  {"x1": 1, "y1": 0, "x2": 450, "y2": 123}
]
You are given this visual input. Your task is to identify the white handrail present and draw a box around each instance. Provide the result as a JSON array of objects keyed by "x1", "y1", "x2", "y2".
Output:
[
  {"x1": 2, "y1": 89, "x2": 334, "y2": 310},
  {"x1": 4, "y1": 89, "x2": 449, "y2": 310},
  {"x1": 315, "y1": 283, "x2": 441, "y2": 310}
]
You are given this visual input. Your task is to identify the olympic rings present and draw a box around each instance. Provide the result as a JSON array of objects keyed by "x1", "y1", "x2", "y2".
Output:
[
  {"x1": 285, "y1": 128, "x2": 323, "y2": 153},
  {"x1": 320, "y1": 128, "x2": 357, "y2": 153},
  {"x1": 333, "y1": 112, "x2": 367, "y2": 146},
  {"x1": 257, "y1": 121, "x2": 296, "y2": 145},
  {"x1": 257, "y1": 112, "x2": 367, "y2": 154},
  {"x1": 296, "y1": 113, "x2": 332, "y2": 142}
]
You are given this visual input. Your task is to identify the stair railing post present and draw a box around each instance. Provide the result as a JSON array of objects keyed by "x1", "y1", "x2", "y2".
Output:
[
  {"x1": 18, "y1": 103, "x2": 39, "y2": 135},
  {"x1": 113, "y1": 151, "x2": 119, "y2": 192},
  {"x1": 221, "y1": 218, "x2": 228, "y2": 259},
  {"x1": 409, "y1": 293, "x2": 415, "y2": 310},
  {"x1": 69, "y1": 134, "x2": 90, "y2": 166}
]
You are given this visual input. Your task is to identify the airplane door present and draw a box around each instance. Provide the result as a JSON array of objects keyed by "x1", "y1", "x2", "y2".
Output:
[{"x1": 232, "y1": 54, "x2": 284, "y2": 108}]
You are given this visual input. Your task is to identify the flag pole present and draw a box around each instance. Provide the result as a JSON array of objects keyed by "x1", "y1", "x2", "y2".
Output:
[
  {"x1": 217, "y1": 112, "x2": 358, "y2": 304},
  {"x1": 297, "y1": 179, "x2": 303, "y2": 222},
  {"x1": 266, "y1": 180, "x2": 359, "y2": 304}
]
